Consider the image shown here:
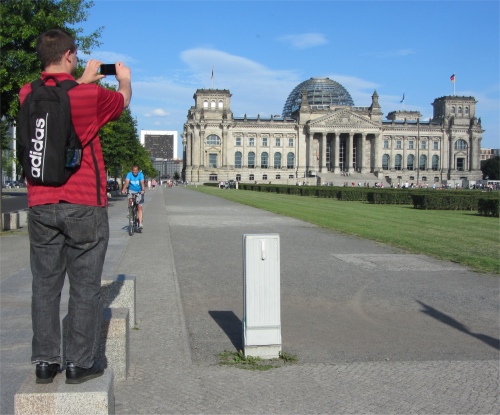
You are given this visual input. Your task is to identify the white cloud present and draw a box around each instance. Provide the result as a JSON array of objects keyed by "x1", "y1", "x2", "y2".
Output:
[
  {"x1": 131, "y1": 49, "x2": 387, "y2": 141},
  {"x1": 179, "y1": 48, "x2": 302, "y2": 116},
  {"x1": 145, "y1": 108, "x2": 169, "y2": 118},
  {"x1": 83, "y1": 50, "x2": 137, "y2": 64},
  {"x1": 326, "y1": 74, "x2": 380, "y2": 106},
  {"x1": 276, "y1": 33, "x2": 328, "y2": 49}
]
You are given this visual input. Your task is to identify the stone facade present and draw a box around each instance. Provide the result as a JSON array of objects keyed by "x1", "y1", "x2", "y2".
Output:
[{"x1": 182, "y1": 82, "x2": 483, "y2": 186}]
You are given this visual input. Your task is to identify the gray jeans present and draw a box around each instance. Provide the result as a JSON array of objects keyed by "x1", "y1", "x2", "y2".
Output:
[{"x1": 28, "y1": 203, "x2": 109, "y2": 368}]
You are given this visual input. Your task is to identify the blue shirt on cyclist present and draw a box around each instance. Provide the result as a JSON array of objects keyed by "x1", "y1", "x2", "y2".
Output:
[{"x1": 125, "y1": 170, "x2": 144, "y2": 193}]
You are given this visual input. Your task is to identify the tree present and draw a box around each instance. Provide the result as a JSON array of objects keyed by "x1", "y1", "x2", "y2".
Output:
[
  {"x1": 0, "y1": 0, "x2": 102, "y2": 122},
  {"x1": 481, "y1": 156, "x2": 500, "y2": 180},
  {"x1": 99, "y1": 95, "x2": 155, "y2": 181}
]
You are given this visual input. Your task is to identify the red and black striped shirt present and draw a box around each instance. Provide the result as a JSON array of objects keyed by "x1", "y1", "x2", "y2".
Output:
[{"x1": 19, "y1": 72, "x2": 124, "y2": 207}]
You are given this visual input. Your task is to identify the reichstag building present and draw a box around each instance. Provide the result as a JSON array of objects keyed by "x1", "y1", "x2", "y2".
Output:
[{"x1": 182, "y1": 77, "x2": 483, "y2": 186}]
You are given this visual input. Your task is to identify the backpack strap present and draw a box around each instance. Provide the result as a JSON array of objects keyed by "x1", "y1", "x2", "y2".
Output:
[
  {"x1": 89, "y1": 141, "x2": 102, "y2": 206},
  {"x1": 37, "y1": 76, "x2": 79, "y2": 91}
]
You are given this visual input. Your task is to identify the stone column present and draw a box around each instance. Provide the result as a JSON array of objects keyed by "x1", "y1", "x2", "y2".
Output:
[
  {"x1": 222, "y1": 127, "x2": 228, "y2": 167},
  {"x1": 242, "y1": 132, "x2": 247, "y2": 168},
  {"x1": 361, "y1": 133, "x2": 368, "y2": 173},
  {"x1": 199, "y1": 130, "x2": 205, "y2": 166},
  {"x1": 333, "y1": 133, "x2": 340, "y2": 174},
  {"x1": 390, "y1": 136, "x2": 395, "y2": 170},
  {"x1": 348, "y1": 132, "x2": 354, "y2": 172},
  {"x1": 321, "y1": 132, "x2": 327, "y2": 172},
  {"x1": 402, "y1": 137, "x2": 407, "y2": 170},
  {"x1": 256, "y1": 133, "x2": 261, "y2": 169},
  {"x1": 193, "y1": 128, "x2": 200, "y2": 167},
  {"x1": 374, "y1": 133, "x2": 381, "y2": 171}
]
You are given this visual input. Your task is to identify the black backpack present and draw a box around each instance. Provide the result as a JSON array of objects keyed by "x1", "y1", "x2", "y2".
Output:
[{"x1": 17, "y1": 76, "x2": 82, "y2": 186}]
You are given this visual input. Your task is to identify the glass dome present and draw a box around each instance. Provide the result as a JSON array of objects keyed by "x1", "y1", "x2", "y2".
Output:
[{"x1": 282, "y1": 77, "x2": 355, "y2": 118}]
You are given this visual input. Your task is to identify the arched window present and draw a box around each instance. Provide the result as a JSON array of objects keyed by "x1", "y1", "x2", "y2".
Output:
[
  {"x1": 218, "y1": 100, "x2": 223, "y2": 109},
  {"x1": 432, "y1": 155, "x2": 439, "y2": 171},
  {"x1": 261, "y1": 152, "x2": 268, "y2": 168},
  {"x1": 235, "y1": 151, "x2": 242, "y2": 168},
  {"x1": 382, "y1": 154, "x2": 389, "y2": 170},
  {"x1": 203, "y1": 100, "x2": 208, "y2": 108},
  {"x1": 407, "y1": 154, "x2": 414, "y2": 170},
  {"x1": 248, "y1": 152, "x2": 255, "y2": 168},
  {"x1": 454, "y1": 139, "x2": 467, "y2": 150},
  {"x1": 458, "y1": 107, "x2": 462, "y2": 115},
  {"x1": 274, "y1": 152, "x2": 282, "y2": 169},
  {"x1": 407, "y1": 154, "x2": 414, "y2": 171},
  {"x1": 206, "y1": 134, "x2": 221, "y2": 145},
  {"x1": 395, "y1": 154, "x2": 402, "y2": 170},
  {"x1": 287, "y1": 152, "x2": 295, "y2": 169},
  {"x1": 451, "y1": 106, "x2": 456, "y2": 114},
  {"x1": 419, "y1": 154, "x2": 427, "y2": 171},
  {"x1": 210, "y1": 100, "x2": 216, "y2": 109},
  {"x1": 465, "y1": 107, "x2": 469, "y2": 115}
]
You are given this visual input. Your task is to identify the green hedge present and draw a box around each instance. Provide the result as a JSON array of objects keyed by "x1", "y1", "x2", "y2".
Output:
[
  {"x1": 367, "y1": 190, "x2": 414, "y2": 204},
  {"x1": 411, "y1": 192, "x2": 500, "y2": 211},
  {"x1": 204, "y1": 183, "x2": 499, "y2": 214},
  {"x1": 478, "y1": 198, "x2": 500, "y2": 217}
]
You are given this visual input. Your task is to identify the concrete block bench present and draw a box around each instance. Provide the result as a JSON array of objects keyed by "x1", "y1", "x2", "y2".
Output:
[
  {"x1": 3, "y1": 211, "x2": 19, "y2": 230},
  {"x1": 63, "y1": 308, "x2": 129, "y2": 382},
  {"x1": 101, "y1": 275, "x2": 136, "y2": 329},
  {"x1": 2, "y1": 209, "x2": 28, "y2": 230},
  {"x1": 97, "y1": 308, "x2": 129, "y2": 382},
  {"x1": 14, "y1": 369, "x2": 114, "y2": 414}
]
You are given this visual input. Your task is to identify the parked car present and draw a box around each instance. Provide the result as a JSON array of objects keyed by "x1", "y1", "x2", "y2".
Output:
[{"x1": 106, "y1": 180, "x2": 120, "y2": 192}]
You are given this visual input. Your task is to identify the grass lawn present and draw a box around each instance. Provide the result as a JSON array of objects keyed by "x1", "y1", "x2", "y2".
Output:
[{"x1": 192, "y1": 186, "x2": 500, "y2": 275}]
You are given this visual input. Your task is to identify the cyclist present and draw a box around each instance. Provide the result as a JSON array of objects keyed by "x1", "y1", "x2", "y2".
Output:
[{"x1": 121, "y1": 164, "x2": 145, "y2": 229}]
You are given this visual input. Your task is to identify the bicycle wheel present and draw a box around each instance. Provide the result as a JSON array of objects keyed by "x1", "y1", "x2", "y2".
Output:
[{"x1": 128, "y1": 205, "x2": 135, "y2": 236}]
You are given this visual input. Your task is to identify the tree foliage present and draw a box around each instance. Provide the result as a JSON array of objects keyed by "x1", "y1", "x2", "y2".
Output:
[
  {"x1": 99, "y1": 90, "x2": 155, "y2": 180},
  {"x1": 0, "y1": 0, "x2": 102, "y2": 122},
  {"x1": 481, "y1": 156, "x2": 500, "y2": 180}
]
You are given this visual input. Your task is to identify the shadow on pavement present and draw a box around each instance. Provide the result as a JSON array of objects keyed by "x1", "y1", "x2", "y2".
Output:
[
  {"x1": 417, "y1": 300, "x2": 500, "y2": 350},
  {"x1": 209, "y1": 310, "x2": 243, "y2": 351}
]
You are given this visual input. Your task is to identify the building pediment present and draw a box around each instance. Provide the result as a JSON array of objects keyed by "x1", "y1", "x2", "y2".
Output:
[{"x1": 308, "y1": 109, "x2": 380, "y2": 130}]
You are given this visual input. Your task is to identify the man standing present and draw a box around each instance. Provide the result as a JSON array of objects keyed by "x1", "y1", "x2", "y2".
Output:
[
  {"x1": 121, "y1": 164, "x2": 145, "y2": 229},
  {"x1": 19, "y1": 29, "x2": 131, "y2": 384}
]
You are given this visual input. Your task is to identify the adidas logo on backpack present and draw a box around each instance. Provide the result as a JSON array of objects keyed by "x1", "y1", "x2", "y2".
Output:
[{"x1": 17, "y1": 76, "x2": 82, "y2": 186}]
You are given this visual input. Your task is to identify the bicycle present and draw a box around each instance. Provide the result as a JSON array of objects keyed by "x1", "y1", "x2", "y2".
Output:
[{"x1": 127, "y1": 192, "x2": 142, "y2": 236}]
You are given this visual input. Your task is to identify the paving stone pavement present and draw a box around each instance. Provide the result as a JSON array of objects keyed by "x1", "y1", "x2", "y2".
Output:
[{"x1": 1, "y1": 185, "x2": 499, "y2": 414}]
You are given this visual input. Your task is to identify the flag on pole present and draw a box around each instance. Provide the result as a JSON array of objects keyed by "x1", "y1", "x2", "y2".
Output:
[
  {"x1": 211, "y1": 66, "x2": 214, "y2": 80},
  {"x1": 400, "y1": 93, "x2": 405, "y2": 103},
  {"x1": 450, "y1": 74, "x2": 455, "y2": 82}
]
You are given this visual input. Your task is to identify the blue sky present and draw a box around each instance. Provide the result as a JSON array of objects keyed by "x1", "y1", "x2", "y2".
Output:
[{"x1": 79, "y1": 0, "x2": 499, "y2": 158}]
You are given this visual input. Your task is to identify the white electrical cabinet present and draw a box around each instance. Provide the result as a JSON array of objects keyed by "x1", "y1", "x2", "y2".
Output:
[{"x1": 242, "y1": 234, "x2": 281, "y2": 358}]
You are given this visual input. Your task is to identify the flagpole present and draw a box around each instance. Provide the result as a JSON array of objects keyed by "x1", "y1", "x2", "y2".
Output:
[{"x1": 211, "y1": 65, "x2": 214, "y2": 89}]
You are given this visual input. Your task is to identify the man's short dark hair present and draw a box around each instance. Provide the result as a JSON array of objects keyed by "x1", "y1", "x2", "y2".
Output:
[{"x1": 36, "y1": 29, "x2": 77, "y2": 70}]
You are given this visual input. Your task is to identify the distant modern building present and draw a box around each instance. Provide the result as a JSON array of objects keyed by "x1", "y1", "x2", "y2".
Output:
[
  {"x1": 480, "y1": 148, "x2": 500, "y2": 161},
  {"x1": 182, "y1": 77, "x2": 484, "y2": 185},
  {"x1": 152, "y1": 158, "x2": 182, "y2": 180},
  {"x1": 140, "y1": 130, "x2": 178, "y2": 160}
]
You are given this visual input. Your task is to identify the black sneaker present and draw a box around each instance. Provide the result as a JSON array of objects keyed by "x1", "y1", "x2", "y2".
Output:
[
  {"x1": 36, "y1": 362, "x2": 60, "y2": 384},
  {"x1": 65, "y1": 361, "x2": 104, "y2": 384}
]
